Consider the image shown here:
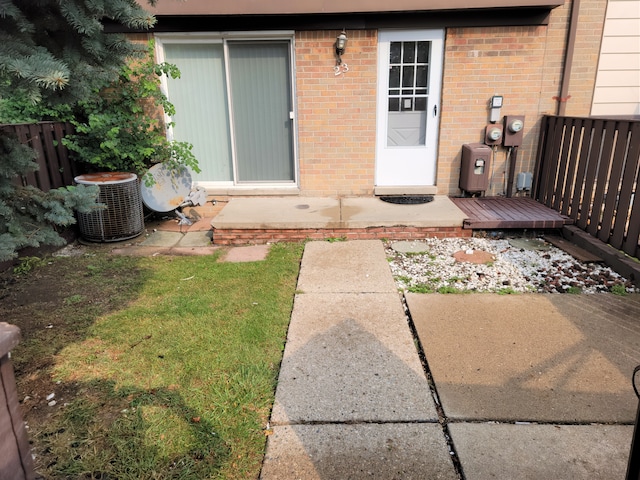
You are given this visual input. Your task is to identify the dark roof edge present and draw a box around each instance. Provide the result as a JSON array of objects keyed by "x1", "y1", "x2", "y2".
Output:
[
  {"x1": 136, "y1": 0, "x2": 564, "y2": 16},
  {"x1": 107, "y1": 8, "x2": 554, "y2": 33}
]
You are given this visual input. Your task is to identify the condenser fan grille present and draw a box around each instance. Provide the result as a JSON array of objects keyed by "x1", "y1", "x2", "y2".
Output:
[{"x1": 75, "y1": 173, "x2": 144, "y2": 242}]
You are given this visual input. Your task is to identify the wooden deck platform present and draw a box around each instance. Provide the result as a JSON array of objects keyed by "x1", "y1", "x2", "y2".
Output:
[{"x1": 450, "y1": 197, "x2": 573, "y2": 230}]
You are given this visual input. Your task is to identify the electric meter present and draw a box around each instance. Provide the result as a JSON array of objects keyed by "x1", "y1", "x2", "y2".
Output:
[
  {"x1": 485, "y1": 124, "x2": 503, "y2": 145},
  {"x1": 488, "y1": 128, "x2": 502, "y2": 141},
  {"x1": 508, "y1": 118, "x2": 524, "y2": 133},
  {"x1": 503, "y1": 115, "x2": 525, "y2": 147}
]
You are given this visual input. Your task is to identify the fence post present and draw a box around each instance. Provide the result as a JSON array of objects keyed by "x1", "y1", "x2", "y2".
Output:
[{"x1": 0, "y1": 323, "x2": 35, "y2": 480}]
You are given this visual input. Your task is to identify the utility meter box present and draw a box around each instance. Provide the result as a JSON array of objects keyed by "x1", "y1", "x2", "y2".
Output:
[{"x1": 460, "y1": 143, "x2": 492, "y2": 193}]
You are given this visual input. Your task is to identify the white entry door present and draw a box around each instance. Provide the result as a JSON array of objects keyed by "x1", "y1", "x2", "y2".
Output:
[{"x1": 375, "y1": 30, "x2": 444, "y2": 187}]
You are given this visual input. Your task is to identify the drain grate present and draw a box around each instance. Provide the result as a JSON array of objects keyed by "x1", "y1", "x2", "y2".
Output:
[{"x1": 379, "y1": 195, "x2": 434, "y2": 205}]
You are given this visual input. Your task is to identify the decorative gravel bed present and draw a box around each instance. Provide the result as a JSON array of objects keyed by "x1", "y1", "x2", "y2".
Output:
[{"x1": 386, "y1": 236, "x2": 638, "y2": 294}]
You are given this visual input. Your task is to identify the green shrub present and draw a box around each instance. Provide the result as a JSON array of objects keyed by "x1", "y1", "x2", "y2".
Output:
[
  {"x1": 63, "y1": 42, "x2": 200, "y2": 182},
  {"x1": 611, "y1": 284, "x2": 627, "y2": 296}
]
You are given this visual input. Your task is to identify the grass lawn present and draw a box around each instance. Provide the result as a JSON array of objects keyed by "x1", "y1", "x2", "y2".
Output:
[{"x1": 2, "y1": 242, "x2": 304, "y2": 479}]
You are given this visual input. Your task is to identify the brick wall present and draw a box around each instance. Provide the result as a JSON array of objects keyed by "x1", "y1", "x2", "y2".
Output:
[
  {"x1": 439, "y1": 24, "x2": 555, "y2": 196},
  {"x1": 564, "y1": 0, "x2": 607, "y2": 117},
  {"x1": 147, "y1": 1, "x2": 604, "y2": 198},
  {"x1": 436, "y1": 0, "x2": 603, "y2": 196},
  {"x1": 295, "y1": 30, "x2": 378, "y2": 196},
  {"x1": 292, "y1": 6, "x2": 598, "y2": 198},
  {"x1": 213, "y1": 225, "x2": 471, "y2": 245}
]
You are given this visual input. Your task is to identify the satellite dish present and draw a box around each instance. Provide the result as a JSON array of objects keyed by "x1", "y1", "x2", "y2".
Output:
[{"x1": 140, "y1": 163, "x2": 192, "y2": 213}]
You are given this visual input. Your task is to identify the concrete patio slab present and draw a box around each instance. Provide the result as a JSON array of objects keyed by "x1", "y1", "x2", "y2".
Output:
[
  {"x1": 174, "y1": 230, "x2": 213, "y2": 247},
  {"x1": 139, "y1": 230, "x2": 184, "y2": 246},
  {"x1": 391, "y1": 240, "x2": 431, "y2": 254},
  {"x1": 407, "y1": 293, "x2": 640, "y2": 423},
  {"x1": 211, "y1": 197, "x2": 341, "y2": 229},
  {"x1": 271, "y1": 292, "x2": 437, "y2": 424},
  {"x1": 210, "y1": 195, "x2": 467, "y2": 230},
  {"x1": 296, "y1": 240, "x2": 397, "y2": 293},
  {"x1": 342, "y1": 196, "x2": 467, "y2": 228},
  {"x1": 449, "y1": 423, "x2": 633, "y2": 480},
  {"x1": 260, "y1": 423, "x2": 458, "y2": 480}
]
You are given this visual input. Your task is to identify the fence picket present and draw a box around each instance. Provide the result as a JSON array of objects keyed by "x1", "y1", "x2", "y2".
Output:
[
  {"x1": 41, "y1": 123, "x2": 64, "y2": 189},
  {"x1": 561, "y1": 118, "x2": 584, "y2": 217},
  {"x1": 599, "y1": 121, "x2": 631, "y2": 244},
  {"x1": 553, "y1": 117, "x2": 574, "y2": 212},
  {"x1": 612, "y1": 123, "x2": 640, "y2": 251},
  {"x1": 570, "y1": 119, "x2": 594, "y2": 224}
]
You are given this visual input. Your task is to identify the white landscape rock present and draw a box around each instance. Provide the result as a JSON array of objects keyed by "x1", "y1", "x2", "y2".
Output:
[{"x1": 387, "y1": 237, "x2": 637, "y2": 294}]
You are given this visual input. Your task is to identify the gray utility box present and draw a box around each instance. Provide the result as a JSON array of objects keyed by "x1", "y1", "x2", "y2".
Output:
[{"x1": 460, "y1": 143, "x2": 492, "y2": 193}]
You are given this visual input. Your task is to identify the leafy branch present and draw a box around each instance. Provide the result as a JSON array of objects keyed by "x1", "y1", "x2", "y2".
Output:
[{"x1": 63, "y1": 41, "x2": 200, "y2": 181}]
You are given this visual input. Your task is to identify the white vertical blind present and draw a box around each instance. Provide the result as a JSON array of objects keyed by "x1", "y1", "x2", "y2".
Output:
[
  {"x1": 163, "y1": 43, "x2": 233, "y2": 181},
  {"x1": 228, "y1": 42, "x2": 294, "y2": 182}
]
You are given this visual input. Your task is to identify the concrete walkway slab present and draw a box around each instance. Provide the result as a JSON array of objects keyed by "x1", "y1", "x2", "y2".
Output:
[
  {"x1": 263, "y1": 241, "x2": 449, "y2": 478},
  {"x1": 449, "y1": 423, "x2": 633, "y2": 480},
  {"x1": 407, "y1": 293, "x2": 640, "y2": 423},
  {"x1": 260, "y1": 423, "x2": 458, "y2": 480},
  {"x1": 296, "y1": 240, "x2": 397, "y2": 293},
  {"x1": 175, "y1": 230, "x2": 212, "y2": 247},
  {"x1": 139, "y1": 230, "x2": 184, "y2": 246},
  {"x1": 271, "y1": 293, "x2": 437, "y2": 424},
  {"x1": 139, "y1": 229, "x2": 214, "y2": 248}
]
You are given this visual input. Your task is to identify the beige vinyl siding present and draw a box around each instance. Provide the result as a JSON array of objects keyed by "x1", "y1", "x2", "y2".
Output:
[{"x1": 591, "y1": 0, "x2": 640, "y2": 117}]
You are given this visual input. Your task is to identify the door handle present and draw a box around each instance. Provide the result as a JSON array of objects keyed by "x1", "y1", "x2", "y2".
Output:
[{"x1": 434, "y1": 105, "x2": 438, "y2": 117}]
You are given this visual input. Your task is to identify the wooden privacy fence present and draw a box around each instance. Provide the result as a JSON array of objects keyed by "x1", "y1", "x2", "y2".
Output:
[
  {"x1": 534, "y1": 115, "x2": 640, "y2": 258},
  {"x1": 1, "y1": 121, "x2": 80, "y2": 192}
]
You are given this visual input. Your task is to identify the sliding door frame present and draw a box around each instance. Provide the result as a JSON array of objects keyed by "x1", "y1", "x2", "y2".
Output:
[{"x1": 155, "y1": 32, "x2": 299, "y2": 190}]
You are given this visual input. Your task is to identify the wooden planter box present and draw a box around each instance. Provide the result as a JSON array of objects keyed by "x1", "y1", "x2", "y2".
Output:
[{"x1": 0, "y1": 323, "x2": 35, "y2": 480}]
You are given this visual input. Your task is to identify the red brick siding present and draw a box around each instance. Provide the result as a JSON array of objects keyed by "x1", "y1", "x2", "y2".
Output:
[
  {"x1": 212, "y1": 226, "x2": 471, "y2": 245},
  {"x1": 436, "y1": 0, "x2": 603, "y2": 196},
  {"x1": 439, "y1": 25, "x2": 552, "y2": 196},
  {"x1": 295, "y1": 30, "x2": 378, "y2": 196},
  {"x1": 563, "y1": 0, "x2": 607, "y2": 117}
]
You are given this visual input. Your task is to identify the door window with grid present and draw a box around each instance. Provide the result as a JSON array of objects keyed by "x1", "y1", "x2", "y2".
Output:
[{"x1": 387, "y1": 41, "x2": 431, "y2": 147}]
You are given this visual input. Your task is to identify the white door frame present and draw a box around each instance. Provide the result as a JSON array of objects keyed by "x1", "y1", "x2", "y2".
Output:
[{"x1": 375, "y1": 29, "x2": 444, "y2": 190}]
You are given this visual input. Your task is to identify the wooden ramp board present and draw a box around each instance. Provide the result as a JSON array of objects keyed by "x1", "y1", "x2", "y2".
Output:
[
  {"x1": 451, "y1": 197, "x2": 573, "y2": 230},
  {"x1": 543, "y1": 235, "x2": 604, "y2": 263}
]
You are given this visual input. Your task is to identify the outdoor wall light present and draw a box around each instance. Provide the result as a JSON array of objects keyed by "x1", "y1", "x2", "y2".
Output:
[{"x1": 335, "y1": 30, "x2": 348, "y2": 61}]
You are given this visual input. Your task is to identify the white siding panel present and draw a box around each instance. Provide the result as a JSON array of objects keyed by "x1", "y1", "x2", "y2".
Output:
[
  {"x1": 596, "y1": 70, "x2": 640, "y2": 86},
  {"x1": 598, "y1": 53, "x2": 640, "y2": 71},
  {"x1": 592, "y1": 86, "x2": 640, "y2": 103},
  {"x1": 600, "y1": 35, "x2": 640, "y2": 54},
  {"x1": 592, "y1": 102, "x2": 640, "y2": 116},
  {"x1": 592, "y1": 0, "x2": 640, "y2": 116},
  {"x1": 606, "y1": 0, "x2": 640, "y2": 18},
  {"x1": 603, "y1": 18, "x2": 640, "y2": 36}
]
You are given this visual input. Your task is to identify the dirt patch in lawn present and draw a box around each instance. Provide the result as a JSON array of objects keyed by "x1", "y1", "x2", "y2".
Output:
[{"x1": 0, "y1": 251, "x2": 146, "y2": 475}]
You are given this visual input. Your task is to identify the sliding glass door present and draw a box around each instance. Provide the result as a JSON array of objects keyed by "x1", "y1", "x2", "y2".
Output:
[{"x1": 161, "y1": 37, "x2": 295, "y2": 186}]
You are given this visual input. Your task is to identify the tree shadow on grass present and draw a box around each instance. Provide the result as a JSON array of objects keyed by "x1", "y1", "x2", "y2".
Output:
[
  {"x1": 36, "y1": 379, "x2": 230, "y2": 480},
  {"x1": 0, "y1": 253, "x2": 231, "y2": 478}
]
